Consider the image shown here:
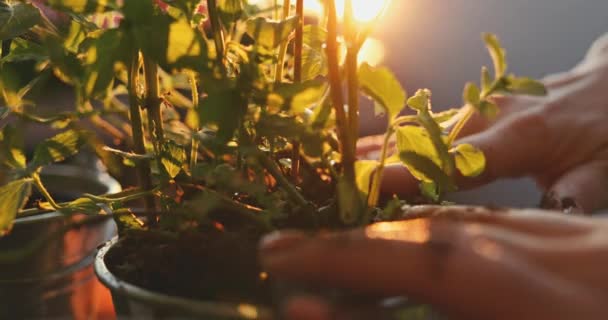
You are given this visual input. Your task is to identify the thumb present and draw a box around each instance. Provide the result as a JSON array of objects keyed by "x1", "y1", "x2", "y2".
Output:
[{"x1": 541, "y1": 161, "x2": 608, "y2": 214}]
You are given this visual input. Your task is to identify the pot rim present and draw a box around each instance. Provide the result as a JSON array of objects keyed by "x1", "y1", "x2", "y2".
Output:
[{"x1": 95, "y1": 237, "x2": 274, "y2": 320}]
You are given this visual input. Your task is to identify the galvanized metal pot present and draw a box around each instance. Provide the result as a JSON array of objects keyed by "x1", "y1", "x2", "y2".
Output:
[
  {"x1": 96, "y1": 237, "x2": 442, "y2": 320},
  {"x1": 0, "y1": 165, "x2": 121, "y2": 319}
]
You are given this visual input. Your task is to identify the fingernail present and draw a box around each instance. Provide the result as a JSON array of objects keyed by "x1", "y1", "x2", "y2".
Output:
[
  {"x1": 540, "y1": 192, "x2": 584, "y2": 214},
  {"x1": 560, "y1": 197, "x2": 584, "y2": 215},
  {"x1": 259, "y1": 231, "x2": 307, "y2": 255}
]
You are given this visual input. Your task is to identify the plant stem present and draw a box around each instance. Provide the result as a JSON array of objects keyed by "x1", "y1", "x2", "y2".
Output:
[
  {"x1": 291, "y1": 0, "x2": 304, "y2": 179},
  {"x1": 367, "y1": 127, "x2": 394, "y2": 207},
  {"x1": 325, "y1": 0, "x2": 352, "y2": 174},
  {"x1": 447, "y1": 81, "x2": 501, "y2": 145},
  {"x1": 344, "y1": 0, "x2": 359, "y2": 153},
  {"x1": 207, "y1": 0, "x2": 226, "y2": 74},
  {"x1": 257, "y1": 152, "x2": 309, "y2": 209},
  {"x1": 128, "y1": 52, "x2": 156, "y2": 225},
  {"x1": 274, "y1": 0, "x2": 291, "y2": 84},
  {"x1": 326, "y1": 0, "x2": 359, "y2": 224},
  {"x1": 143, "y1": 57, "x2": 164, "y2": 144},
  {"x1": 447, "y1": 104, "x2": 474, "y2": 145},
  {"x1": 188, "y1": 72, "x2": 200, "y2": 170},
  {"x1": 31, "y1": 174, "x2": 61, "y2": 210}
]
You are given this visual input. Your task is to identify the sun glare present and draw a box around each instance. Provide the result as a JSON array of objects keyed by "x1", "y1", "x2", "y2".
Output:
[
  {"x1": 336, "y1": 0, "x2": 388, "y2": 23},
  {"x1": 303, "y1": 0, "x2": 390, "y2": 23}
]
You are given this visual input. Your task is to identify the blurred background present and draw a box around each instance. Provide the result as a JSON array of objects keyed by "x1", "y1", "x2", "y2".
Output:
[{"x1": 359, "y1": 0, "x2": 608, "y2": 208}]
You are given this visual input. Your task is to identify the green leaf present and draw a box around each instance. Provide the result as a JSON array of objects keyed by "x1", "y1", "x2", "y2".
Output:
[
  {"x1": 256, "y1": 115, "x2": 324, "y2": 157},
  {"x1": 483, "y1": 33, "x2": 507, "y2": 79},
  {"x1": 399, "y1": 151, "x2": 455, "y2": 194},
  {"x1": 451, "y1": 143, "x2": 486, "y2": 177},
  {"x1": 0, "y1": 2, "x2": 42, "y2": 41},
  {"x1": 0, "y1": 38, "x2": 47, "y2": 63},
  {"x1": 83, "y1": 28, "x2": 130, "y2": 98},
  {"x1": 60, "y1": 197, "x2": 101, "y2": 215},
  {"x1": 406, "y1": 89, "x2": 431, "y2": 112},
  {"x1": 481, "y1": 66, "x2": 492, "y2": 93},
  {"x1": 504, "y1": 76, "x2": 548, "y2": 96},
  {"x1": 31, "y1": 130, "x2": 88, "y2": 168},
  {"x1": 303, "y1": 25, "x2": 326, "y2": 49},
  {"x1": 301, "y1": 44, "x2": 327, "y2": 81},
  {"x1": 0, "y1": 179, "x2": 32, "y2": 236},
  {"x1": 165, "y1": 18, "x2": 208, "y2": 68},
  {"x1": 246, "y1": 16, "x2": 298, "y2": 49},
  {"x1": 359, "y1": 62, "x2": 406, "y2": 120},
  {"x1": 432, "y1": 109, "x2": 460, "y2": 126},
  {"x1": 396, "y1": 126, "x2": 441, "y2": 178},
  {"x1": 478, "y1": 100, "x2": 499, "y2": 119},
  {"x1": 291, "y1": 83, "x2": 327, "y2": 114},
  {"x1": 199, "y1": 88, "x2": 247, "y2": 143},
  {"x1": 0, "y1": 125, "x2": 26, "y2": 170},
  {"x1": 463, "y1": 82, "x2": 480, "y2": 106},
  {"x1": 218, "y1": 0, "x2": 245, "y2": 25},
  {"x1": 407, "y1": 89, "x2": 454, "y2": 175},
  {"x1": 161, "y1": 141, "x2": 187, "y2": 179},
  {"x1": 420, "y1": 181, "x2": 439, "y2": 203},
  {"x1": 47, "y1": 0, "x2": 118, "y2": 14},
  {"x1": 355, "y1": 160, "x2": 378, "y2": 196}
]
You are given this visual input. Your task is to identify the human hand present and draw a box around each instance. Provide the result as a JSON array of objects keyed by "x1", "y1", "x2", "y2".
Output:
[
  {"x1": 359, "y1": 33, "x2": 608, "y2": 214},
  {"x1": 260, "y1": 206, "x2": 608, "y2": 320}
]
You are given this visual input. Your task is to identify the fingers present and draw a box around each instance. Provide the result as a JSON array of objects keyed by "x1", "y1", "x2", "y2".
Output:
[
  {"x1": 544, "y1": 160, "x2": 608, "y2": 213},
  {"x1": 402, "y1": 205, "x2": 593, "y2": 237},
  {"x1": 260, "y1": 220, "x2": 600, "y2": 320},
  {"x1": 457, "y1": 108, "x2": 551, "y2": 187},
  {"x1": 585, "y1": 32, "x2": 608, "y2": 61}
]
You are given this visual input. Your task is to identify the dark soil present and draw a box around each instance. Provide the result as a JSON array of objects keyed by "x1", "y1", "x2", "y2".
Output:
[{"x1": 105, "y1": 216, "x2": 272, "y2": 305}]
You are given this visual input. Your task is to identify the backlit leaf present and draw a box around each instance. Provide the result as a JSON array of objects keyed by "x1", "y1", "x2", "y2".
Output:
[
  {"x1": 83, "y1": 28, "x2": 130, "y2": 98},
  {"x1": 246, "y1": 16, "x2": 298, "y2": 49},
  {"x1": 359, "y1": 62, "x2": 406, "y2": 120},
  {"x1": 161, "y1": 141, "x2": 187, "y2": 179},
  {"x1": 355, "y1": 160, "x2": 378, "y2": 196},
  {"x1": 481, "y1": 66, "x2": 492, "y2": 93},
  {"x1": 60, "y1": 197, "x2": 101, "y2": 215},
  {"x1": 399, "y1": 151, "x2": 455, "y2": 194},
  {"x1": 291, "y1": 83, "x2": 327, "y2": 114},
  {"x1": 463, "y1": 82, "x2": 480, "y2": 106},
  {"x1": 406, "y1": 89, "x2": 430, "y2": 112},
  {"x1": 504, "y1": 76, "x2": 547, "y2": 96},
  {"x1": 0, "y1": 2, "x2": 42, "y2": 41},
  {"x1": 47, "y1": 0, "x2": 118, "y2": 14},
  {"x1": 218, "y1": 0, "x2": 244, "y2": 25},
  {"x1": 0, "y1": 179, "x2": 32, "y2": 236},
  {"x1": 483, "y1": 33, "x2": 507, "y2": 79},
  {"x1": 31, "y1": 130, "x2": 88, "y2": 168},
  {"x1": 396, "y1": 126, "x2": 441, "y2": 177},
  {"x1": 0, "y1": 125, "x2": 26, "y2": 170},
  {"x1": 478, "y1": 100, "x2": 499, "y2": 119},
  {"x1": 452, "y1": 143, "x2": 486, "y2": 177}
]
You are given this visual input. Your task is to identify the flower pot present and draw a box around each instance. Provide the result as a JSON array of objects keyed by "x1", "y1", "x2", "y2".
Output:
[
  {"x1": 95, "y1": 237, "x2": 275, "y2": 319},
  {"x1": 96, "y1": 237, "x2": 443, "y2": 320},
  {"x1": 0, "y1": 164, "x2": 121, "y2": 319}
]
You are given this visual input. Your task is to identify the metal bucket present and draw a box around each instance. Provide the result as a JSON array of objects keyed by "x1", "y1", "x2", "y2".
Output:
[
  {"x1": 0, "y1": 165, "x2": 121, "y2": 319},
  {"x1": 96, "y1": 237, "x2": 443, "y2": 320}
]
